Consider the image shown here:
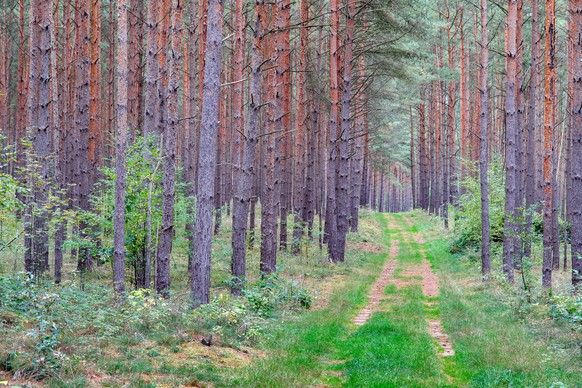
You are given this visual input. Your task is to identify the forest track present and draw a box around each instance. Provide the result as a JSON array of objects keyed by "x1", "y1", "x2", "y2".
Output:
[{"x1": 353, "y1": 240, "x2": 398, "y2": 326}]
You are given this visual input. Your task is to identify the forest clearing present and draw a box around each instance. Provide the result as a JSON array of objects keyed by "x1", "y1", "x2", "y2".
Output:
[{"x1": 1, "y1": 0, "x2": 582, "y2": 386}]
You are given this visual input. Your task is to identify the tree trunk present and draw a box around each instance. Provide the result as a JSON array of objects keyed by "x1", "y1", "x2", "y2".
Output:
[
  {"x1": 326, "y1": 0, "x2": 341, "y2": 262},
  {"x1": 542, "y1": 0, "x2": 557, "y2": 290},
  {"x1": 75, "y1": 0, "x2": 92, "y2": 273},
  {"x1": 191, "y1": 0, "x2": 223, "y2": 306},
  {"x1": 480, "y1": 0, "x2": 491, "y2": 279},
  {"x1": 230, "y1": 0, "x2": 249, "y2": 294},
  {"x1": 525, "y1": 0, "x2": 540, "y2": 259},
  {"x1": 292, "y1": 0, "x2": 309, "y2": 252},
  {"x1": 156, "y1": 0, "x2": 181, "y2": 297},
  {"x1": 89, "y1": 0, "x2": 101, "y2": 186},
  {"x1": 113, "y1": 0, "x2": 129, "y2": 294},
  {"x1": 502, "y1": 0, "x2": 518, "y2": 284},
  {"x1": 571, "y1": 0, "x2": 582, "y2": 292},
  {"x1": 260, "y1": 0, "x2": 282, "y2": 275}
]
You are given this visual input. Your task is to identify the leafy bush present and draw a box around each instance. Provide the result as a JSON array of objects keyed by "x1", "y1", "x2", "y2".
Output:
[
  {"x1": 451, "y1": 157, "x2": 542, "y2": 253},
  {"x1": 0, "y1": 274, "x2": 66, "y2": 379},
  {"x1": 191, "y1": 274, "x2": 312, "y2": 342},
  {"x1": 551, "y1": 293, "x2": 582, "y2": 327}
]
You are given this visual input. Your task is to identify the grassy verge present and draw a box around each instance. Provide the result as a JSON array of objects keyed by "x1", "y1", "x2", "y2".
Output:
[
  {"x1": 2, "y1": 210, "x2": 580, "y2": 387},
  {"x1": 0, "y1": 210, "x2": 390, "y2": 387},
  {"x1": 227, "y1": 212, "x2": 392, "y2": 387},
  {"x1": 411, "y1": 211, "x2": 582, "y2": 387}
]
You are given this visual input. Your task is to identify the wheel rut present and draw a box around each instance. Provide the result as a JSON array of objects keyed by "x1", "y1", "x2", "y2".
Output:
[{"x1": 353, "y1": 241, "x2": 399, "y2": 326}]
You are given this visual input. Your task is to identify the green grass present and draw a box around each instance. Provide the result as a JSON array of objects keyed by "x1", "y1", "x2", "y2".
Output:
[
  {"x1": 424, "y1": 234, "x2": 582, "y2": 387},
  {"x1": 2, "y1": 209, "x2": 580, "y2": 387},
  {"x1": 228, "y1": 212, "x2": 391, "y2": 387},
  {"x1": 331, "y1": 213, "x2": 450, "y2": 388},
  {"x1": 228, "y1": 211, "x2": 581, "y2": 387}
]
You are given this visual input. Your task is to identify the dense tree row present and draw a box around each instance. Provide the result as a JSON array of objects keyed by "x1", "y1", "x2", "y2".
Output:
[
  {"x1": 0, "y1": 0, "x2": 421, "y2": 302},
  {"x1": 409, "y1": 0, "x2": 581, "y2": 292}
]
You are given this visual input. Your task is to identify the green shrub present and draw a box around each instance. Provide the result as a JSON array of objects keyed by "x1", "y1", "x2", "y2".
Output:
[
  {"x1": 0, "y1": 274, "x2": 66, "y2": 379},
  {"x1": 551, "y1": 293, "x2": 582, "y2": 327},
  {"x1": 451, "y1": 157, "x2": 542, "y2": 253},
  {"x1": 191, "y1": 274, "x2": 312, "y2": 343}
]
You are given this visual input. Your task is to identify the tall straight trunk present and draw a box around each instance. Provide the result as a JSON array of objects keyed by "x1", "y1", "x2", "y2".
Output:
[
  {"x1": 334, "y1": 0, "x2": 355, "y2": 261},
  {"x1": 113, "y1": 0, "x2": 129, "y2": 294},
  {"x1": 191, "y1": 0, "x2": 223, "y2": 306},
  {"x1": 156, "y1": 0, "x2": 181, "y2": 297},
  {"x1": 566, "y1": 4, "x2": 574, "y2": 271},
  {"x1": 260, "y1": 0, "x2": 282, "y2": 274},
  {"x1": 571, "y1": 0, "x2": 582, "y2": 292},
  {"x1": 471, "y1": 13, "x2": 481, "y2": 165},
  {"x1": 142, "y1": 0, "x2": 158, "y2": 286},
  {"x1": 350, "y1": 54, "x2": 366, "y2": 231},
  {"x1": 29, "y1": 0, "x2": 51, "y2": 276},
  {"x1": 16, "y1": 0, "x2": 28, "y2": 183},
  {"x1": 75, "y1": 0, "x2": 92, "y2": 273},
  {"x1": 106, "y1": 0, "x2": 115, "y2": 162},
  {"x1": 326, "y1": 0, "x2": 340, "y2": 262},
  {"x1": 230, "y1": 0, "x2": 248, "y2": 294},
  {"x1": 317, "y1": 16, "x2": 326, "y2": 249},
  {"x1": 511, "y1": 0, "x2": 525, "y2": 268},
  {"x1": 89, "y1": 0, "x2": 101, "y2": 185},
  {"x1": 129, "y1": 0, "x2": 144, "y2": 138},
  {"x1": 360, "y1": 130, "x2": 369, "y2": 208},
  {"x1": 24, "y1": 0, "x2": 38, "y2": 275},
  {"x1": 459, "y1": 9, "x2": 469, "y2": 183},
  {"x1": 480, "y1": 0, "x2": 491, "y2": 278},
  {"x1": 379, "y1": 172, "x2": 385, "y2": 213},
  {"x1": 214, "y1": 81, "x2": 225, "y2": 235},
  {"x1": 553, "y1": 85, "x2": 564, "y2": 271},
  {"x1": 446, "y1": 10, "x2": 457, "y2": 205},
  {"x1": 51, "y1": 0, "x2": 65, "y2": 283},
  {"x1": 525, "y1": 0, "x2": 540, "y2": 259},
  {"x1": 418, "y1": 101, "x2": 428, "y2": 210},
  {"x1": 542, "y1": 0, "x2": 557, "y2": 289},
  {"x1": 502, "y1": 0, "x2": 518, "y2": 283},
  {"x1": 0, "y1": 2, "x2": 6, "y2": 154},
  {"x1": 195, "y1": 0, "x2": 209, "y2": 184},
  {"x1": 144, "y1": 0, "x2": 159, "y2": 140},
  {"x1": 410, "y1": 106, "x2": 416, "y2": 209},
  {"x1": 292, "y1": 0, "x2": 309, "y2": 252},
  {"x1": 185, "y1": 0, "x2": 198, "y2": 274},
  {"x1": 278, "y1": 0, "x2": 291, "y2": 251}
]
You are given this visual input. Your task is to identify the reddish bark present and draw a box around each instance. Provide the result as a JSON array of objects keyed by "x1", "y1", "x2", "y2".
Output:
[{"x1": 542, "y1": 0, "x2": 557, "y2": 289}]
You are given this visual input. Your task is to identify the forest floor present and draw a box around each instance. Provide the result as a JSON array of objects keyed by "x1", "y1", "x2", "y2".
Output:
[{"x1": 1, "y1": 211, "x2": 581, "y2": 387}]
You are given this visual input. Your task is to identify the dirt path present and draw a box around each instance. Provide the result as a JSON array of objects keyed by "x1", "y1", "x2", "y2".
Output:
[
  {"x1": 394, "y1": 224, "x2": 455, "y2": 359},
  {"x1": 353, "y1": 241, "x2": 399, "y2": 326},
  {"x1": 353, "y1": 217, "x2": 455, "y2": 359}
]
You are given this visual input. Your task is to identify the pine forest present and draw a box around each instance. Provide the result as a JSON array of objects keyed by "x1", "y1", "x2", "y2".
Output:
[{"x1": 0, "y1": 0, "x2": 581, "y2": 386}]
